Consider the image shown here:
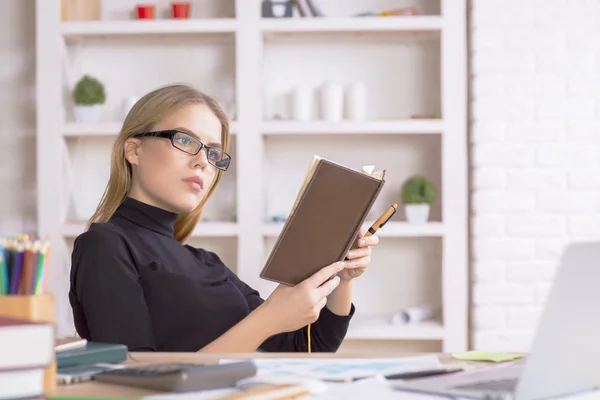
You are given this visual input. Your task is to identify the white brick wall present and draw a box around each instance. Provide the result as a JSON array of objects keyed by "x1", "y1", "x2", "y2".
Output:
[
  {"x1": 470, "y1": 0, "x2": 600, "y2": 351},
  {"x1": 0, "y1": 1, "x2": 36, "y2": 236}
]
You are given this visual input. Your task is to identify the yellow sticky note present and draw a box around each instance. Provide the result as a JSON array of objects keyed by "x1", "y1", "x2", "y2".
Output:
[{"x1": 452, "y1": 350, "x2": 524, "y2": 363}]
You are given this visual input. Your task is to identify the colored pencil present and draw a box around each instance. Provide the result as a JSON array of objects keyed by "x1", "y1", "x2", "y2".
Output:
[
  {"x1": 0, "y1": 235, "x2": 51, "y2": 296},
  {"x1": 0, "y1": 241, "x2": 6, "y2": 295},
  {"x1": 9, "y1": 242, "x2": 24, "y2": 295}
]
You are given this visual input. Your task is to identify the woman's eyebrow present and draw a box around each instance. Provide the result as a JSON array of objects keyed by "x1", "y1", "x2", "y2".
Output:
[
  {"x1": 174, "y1": 127, "x2": 200, "y2": 139},
  {"x1": 175, "y1": 127, "x2": 221, "y2": 147}
]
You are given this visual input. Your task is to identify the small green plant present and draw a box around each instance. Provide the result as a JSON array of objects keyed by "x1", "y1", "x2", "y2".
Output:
[
  {"x1": 401, "y1": 175, "x2": 437, "y2": 205},
  {"x1": 73, "y1": 75, "x2": 106, "y2": 106}
]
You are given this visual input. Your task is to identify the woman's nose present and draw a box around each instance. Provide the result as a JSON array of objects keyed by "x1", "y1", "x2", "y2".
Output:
[{"x1": 193, "y1": 146, "x2": 210, "y2": 169}]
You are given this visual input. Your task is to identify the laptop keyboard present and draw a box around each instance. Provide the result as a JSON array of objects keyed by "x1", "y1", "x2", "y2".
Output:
[{"x1": 453, "y1": 378, "x2": 518, "y2": 392}]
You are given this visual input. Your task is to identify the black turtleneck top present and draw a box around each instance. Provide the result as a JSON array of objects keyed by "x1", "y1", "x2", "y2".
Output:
[{"x1": 69, "y1": 197, "x2": 355, "y2": 352}]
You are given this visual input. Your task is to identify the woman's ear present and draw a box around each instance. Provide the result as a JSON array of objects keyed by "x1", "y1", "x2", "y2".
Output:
[{"x1": 124, "y1": 138, "x2": 142, "y2": 166}]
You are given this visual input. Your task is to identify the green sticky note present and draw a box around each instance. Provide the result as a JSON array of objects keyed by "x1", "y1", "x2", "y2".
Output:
[
  {"x1": 452, "y1": 350, "x2": 524, "y2": 363},
  {"x1": 49, "y1": 397, "x2": 137, "y2": 400}
]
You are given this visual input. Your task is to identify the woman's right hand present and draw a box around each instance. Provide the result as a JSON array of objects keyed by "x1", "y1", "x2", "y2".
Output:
[{"x1": 262, "y1": 261, "x2": 345, "y2": 333}]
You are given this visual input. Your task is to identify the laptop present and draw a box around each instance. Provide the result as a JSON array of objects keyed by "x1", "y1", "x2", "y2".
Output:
[{"x1": 396, "y1": 241, "x2": 600, "y2": 400}]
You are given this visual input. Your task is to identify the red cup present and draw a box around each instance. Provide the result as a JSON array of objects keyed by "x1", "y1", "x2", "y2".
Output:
[
  {"x1": 172, "y1": 2, "x2": 191, "y2": 19},
  {"x1": 136, "y1": 4, "x2": 156, "y2": 19}
]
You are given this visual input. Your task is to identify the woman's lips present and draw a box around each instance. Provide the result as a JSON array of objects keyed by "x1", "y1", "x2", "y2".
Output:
[{"x1": 183, "y1": 176, "x2": 204, "y2": 192}]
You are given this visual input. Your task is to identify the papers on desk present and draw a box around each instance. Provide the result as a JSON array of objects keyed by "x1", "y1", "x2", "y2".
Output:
[
  {"x1": 143, "y1": 355, "x2": 445, "y2": 400},
  {"x1": 221, "y1": 354, "x2": 443, "y2": 381},
  {"x1": 143, "y1": 388, "x2": 236, "y2": 400}
]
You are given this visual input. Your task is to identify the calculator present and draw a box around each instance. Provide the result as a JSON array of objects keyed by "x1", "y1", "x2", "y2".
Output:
[{"x1": 93, "y1": 361, "x2": 257, "y2": 392}]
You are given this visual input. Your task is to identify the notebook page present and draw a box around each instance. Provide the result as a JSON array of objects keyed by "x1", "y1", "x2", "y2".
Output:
[{"x1": 289, "y1": 155, "x2": 323, "y2": 214}]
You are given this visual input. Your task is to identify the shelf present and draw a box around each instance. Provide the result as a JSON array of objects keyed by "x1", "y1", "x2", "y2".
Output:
[
  {"x1": 260, "y1": 16, "x2": 443, "y2": 34},
  {"x1": 262, "y1": 221, "x2": 444, "y2": 237},
  {"x1": 261, "y1": 119, "x2": 443, "y2": 135},
  {"x1": 60, "y1": 19, "x2": 238, "y2": 39},
  {"x1": 61, "y1": 121, "x2": 239, "y2": 138},
  {"x1": 61, "y1": 221, "x2": 238, "y2": 238},
  {"x1": 192, "y1": 221, "x2": 238, "y2": 237},
  {"x1": 346, "y1": 318, "x2": 444, "y2": 340},
  {"x1": 62, "y1": 123, "x2": 122, "y2": 137}
]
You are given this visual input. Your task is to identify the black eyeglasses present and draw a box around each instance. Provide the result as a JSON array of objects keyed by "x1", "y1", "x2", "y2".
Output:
[{"x1": 133, "y1": 129, "x2": 231, "y2": 171}]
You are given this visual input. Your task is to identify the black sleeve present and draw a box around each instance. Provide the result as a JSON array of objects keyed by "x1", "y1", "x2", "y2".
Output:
[
  {"x1": 70, "y1": 224, "x2": 156, "y2": 351},
  {"x1": 189, "y1": 247, "x2": 355, "y2": 352}
]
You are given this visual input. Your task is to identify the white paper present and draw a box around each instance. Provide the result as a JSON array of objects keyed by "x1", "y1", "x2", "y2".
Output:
[
  {"x1": 220, "y1": 355, "x2": 442, "y2": 381},
  {"x1": 361, "y1": 165, "x2": 375, "y2": 175},
  {"x1": 143, "y1": 388, "x2": 236, "y2": 400}
]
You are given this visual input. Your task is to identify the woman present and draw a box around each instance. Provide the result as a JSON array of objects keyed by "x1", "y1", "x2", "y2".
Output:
[{"x1": 69, "y1": 83, "x2": 379, "y2": 353}]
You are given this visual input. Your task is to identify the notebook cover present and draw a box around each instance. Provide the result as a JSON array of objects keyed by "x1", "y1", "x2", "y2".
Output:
[
  {"x1": 260, "y1": 158, "x2": 385, "y2": 286},
  {"x1": 56, "y1": 342, "x2": 128, "y2": 369}
]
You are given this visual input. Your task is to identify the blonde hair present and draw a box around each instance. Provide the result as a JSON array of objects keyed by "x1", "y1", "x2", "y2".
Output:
[{"x1": 87, "y1": 83, "x2": 231, "y2": 243}]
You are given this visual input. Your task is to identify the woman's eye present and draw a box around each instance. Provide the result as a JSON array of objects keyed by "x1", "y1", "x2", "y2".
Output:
[{"x1": 176, "y1": 137, "x2": 190, "y2": 145}]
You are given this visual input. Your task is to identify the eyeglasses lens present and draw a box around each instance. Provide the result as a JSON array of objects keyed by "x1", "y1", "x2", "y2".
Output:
[{"x1": 173, "y1": 132, "x2": 230, "y2": 170}]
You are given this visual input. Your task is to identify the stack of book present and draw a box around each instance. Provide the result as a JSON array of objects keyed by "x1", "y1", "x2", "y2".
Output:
[
  {"x1": 56, "y1": 339, "x2": 128, "y2": 385},
  {"x1": 0, "y1": 316, "x2": 54, "y2": 399}
]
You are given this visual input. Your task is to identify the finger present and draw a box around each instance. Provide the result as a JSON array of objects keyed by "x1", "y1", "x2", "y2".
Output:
[
  {"x1": 360, "y1": 235, "x2": 379, "y2": 247},
  {"x1": 315, "y1": 275, "x2": 340, "y2": 298},
  {"x1": 305, "y1": 261, "x2": 345, "y2": 287},
  {"x1": 315, "y1": 296, "x2": 327, "y2": 311},
  {"x1": 346, "y1": 268, "x2": 366, "y2": 278},
  {"x1": 346, "y1": 246, "x2": 371, "y2": 260},
  {"x1": 345, "y1": 255, "x2": 371, "y2": 270},
  {"x1": 352, "y1": 229, "x2": 366, "y2": 249},
  {"x1": 309, "y1": 297, "x2": 328, "y2": 322}
]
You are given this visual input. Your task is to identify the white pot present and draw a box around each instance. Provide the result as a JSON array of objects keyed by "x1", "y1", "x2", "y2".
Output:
[
  {"x1": 292, "y1": 86, "x2": 312, "y2": 121},
  {"x1": 346, "y1": 82, "x2": 367, "y2": 121},
  {"x1": 405, "y1": 204, "x2": 430, "y2": 224},
  {"x1": 122, "y1": 96, "x2": 140, "y2": 119},
  {"x1": 319, "y1": 82, "x2": 344, "y2": 121},
  {"x1": 74, "y1": 105, "x2": 103, "y2": 123}
]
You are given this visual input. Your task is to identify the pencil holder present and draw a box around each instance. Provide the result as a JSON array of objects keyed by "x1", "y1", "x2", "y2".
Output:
[{"x1": 0, "y1": 293, "x2": 56, "y2": 394}]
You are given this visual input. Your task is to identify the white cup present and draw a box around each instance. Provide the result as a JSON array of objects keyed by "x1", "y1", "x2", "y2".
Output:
[
  {"x1": 319, "y1": 82, "x2": 344, "y2": 121},
  {"x1": 292, "y1": 86, "x2": 312, "y2": 121},
  {"x1": 123, "y1": 96, "x2": 140, "y2": 119},
  {"x1": 346, "y1": 82, "x2": 367, "y2": 120}
]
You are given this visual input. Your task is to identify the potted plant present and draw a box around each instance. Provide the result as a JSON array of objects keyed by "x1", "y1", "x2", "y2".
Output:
[
  {"x1": 401, "y1": 175, "x2": 436, "y2": 224},
  {"x1": 72, "y1": 74, "x2": 106, "y2": 123}
]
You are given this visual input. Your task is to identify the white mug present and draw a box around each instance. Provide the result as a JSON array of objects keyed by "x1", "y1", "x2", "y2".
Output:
[
  {"x1": 292, "y1": 86, "x2": 312, "y2": 121},
  {"x1": 319, "y1": 82, "x2": 344, "y2": 121},
  {"x1": 123, "y1": 96, "x2": 140, "y2": 119},
  {"x1": 346, "y1": 82, "x2": 367, "y2": 120}
]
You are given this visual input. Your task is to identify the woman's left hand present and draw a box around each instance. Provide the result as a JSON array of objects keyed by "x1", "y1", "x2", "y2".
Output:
[{"x1": 338, "y1": 229, "x2": 379, "y2": 281}]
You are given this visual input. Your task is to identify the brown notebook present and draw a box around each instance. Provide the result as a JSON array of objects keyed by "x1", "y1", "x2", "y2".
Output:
[{"x1": 260, "y1": 156, "x2": 386, "y2": 286}]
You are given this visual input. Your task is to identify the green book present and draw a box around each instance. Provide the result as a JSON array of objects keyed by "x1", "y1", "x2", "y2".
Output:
[
  {"x1": 50, "y1": 397, "x2": 136, "y2": 400},
  {"x1": 56, "y1": 341, "x2": 128, "y2": 369}
]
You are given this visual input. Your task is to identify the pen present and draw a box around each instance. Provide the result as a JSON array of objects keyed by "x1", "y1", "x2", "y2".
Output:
[
  {"x1": 349, "y1": 367, "x2": 464, "y2": 383},
  {"x1": 384, "y1": 367, "x2": 464, "y2": 380},
  {"x1": 365, "y1": 203, "x2": 397, "y2": 237}
]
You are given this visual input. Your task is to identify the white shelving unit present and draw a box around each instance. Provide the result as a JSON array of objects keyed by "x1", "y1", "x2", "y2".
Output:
[
  {"x1": 61, "y1": 121, "x2": 239, "y2": 137},
  {"x1": 260, "y1": 15, "x2": 443, "y2": 33},
  {"x1": 261, "y1": 119, "x2": 443, "y2": 135},
  {"x1": 60, "y1": 19, "x2": 238, "y2": 38},
  {"x1": 36, "y1": 0, "x2": 468, "y2": 352}
]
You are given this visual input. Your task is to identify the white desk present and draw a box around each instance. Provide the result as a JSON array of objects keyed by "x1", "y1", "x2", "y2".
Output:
[{"x1": 53, "y1": 352, "x2": 600, "y2": 399}]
